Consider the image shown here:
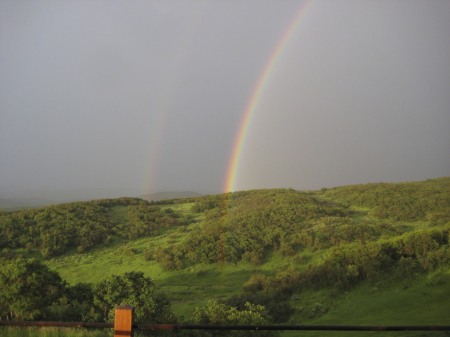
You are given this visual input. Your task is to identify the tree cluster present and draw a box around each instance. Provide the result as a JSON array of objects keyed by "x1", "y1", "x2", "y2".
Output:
[
  {"x1": 0, "y1": 257, "x2": 175, "y2": 323},
  {"x1": 0, "y1": 198, "x2": 189, "y2": 258},
  {"x1": 243, "y1": 227, "x2": 450, "y2": 295},
  {"x1": 155, "y1": 189, "x2": 399, "y2": 268},
  {"x1": 193, "y1": 300, "x2": 277, "y2": 337}
]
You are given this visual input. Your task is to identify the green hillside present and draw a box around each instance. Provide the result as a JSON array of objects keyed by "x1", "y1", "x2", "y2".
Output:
[
  {"x1": 319, "y1": 177, "x2": 450, "y2": 222},
  {"x1": 1, "y1": 177, "x2": 449, "y2": 334},
  {"x1": 0, "y1": 197, "x2": 193, "y2": 258}
]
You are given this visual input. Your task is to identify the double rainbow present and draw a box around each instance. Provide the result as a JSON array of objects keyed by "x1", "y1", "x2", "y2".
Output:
[{"x1": 224, "y1": 0, "x2": 314, "y2": 193}]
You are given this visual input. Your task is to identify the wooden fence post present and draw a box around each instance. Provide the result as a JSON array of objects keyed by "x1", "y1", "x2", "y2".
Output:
[{"x1": 114, "y1": 305, "x2": 134, "y2": 337}]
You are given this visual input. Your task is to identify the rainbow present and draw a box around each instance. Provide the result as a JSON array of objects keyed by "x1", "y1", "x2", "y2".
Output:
[{"x1": 224, "y1": 0, "x2": 314, "y2": 193}]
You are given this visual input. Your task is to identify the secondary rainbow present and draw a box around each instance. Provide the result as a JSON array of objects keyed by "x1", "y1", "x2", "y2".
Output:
[{"x1": 224, "y1": 0, "x2": 314, "y2": 193}]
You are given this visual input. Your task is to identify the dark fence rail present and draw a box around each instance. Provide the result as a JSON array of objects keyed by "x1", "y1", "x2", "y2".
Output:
[
  {"x1": 1, "y1": 306, "x2": 449, "y2": 336},
  {"x1": 0, "y1": 321, "x2": 113, "y2": 328},
  {"x1": 137, "y1": 324, "x2": 450, "y2": 332},
  {"x1": 2, "y1": 321, "x2": 450, "y2": 331}
]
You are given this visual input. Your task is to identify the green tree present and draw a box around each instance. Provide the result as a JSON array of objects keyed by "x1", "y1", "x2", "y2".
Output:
[
  {"x1": 48, "y1": 282, "x2": 96, "y2": 321},
  {"x1": 92, "y1": 271, "x2": 176, "y2": 323},
  {"x1": 0, "y1": 258, "x2": 65, "y2": 320}
]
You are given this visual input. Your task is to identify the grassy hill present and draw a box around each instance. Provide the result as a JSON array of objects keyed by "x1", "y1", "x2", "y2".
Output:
[{"x1": 1, "y1": 177, "x2": 449, "y2": 331}]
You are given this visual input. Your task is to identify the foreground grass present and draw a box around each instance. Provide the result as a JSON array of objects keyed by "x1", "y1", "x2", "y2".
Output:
[
  {"x1": 0, "y1": 327, "x2": 110, "y2": 337},
  {"x1": 0, "y1": 328, "x2": 169, "y2": 337},
  {"x1": 283, "y1": 268, "x2": 450, "y2": 337},
  {"x1": 312, "y1": 270, "x2": 450, "y2": 325}
]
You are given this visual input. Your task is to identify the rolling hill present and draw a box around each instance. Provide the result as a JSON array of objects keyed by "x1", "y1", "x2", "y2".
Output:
[{"x1": 0, "y1": 177, "x2": 449, "y2": 331}]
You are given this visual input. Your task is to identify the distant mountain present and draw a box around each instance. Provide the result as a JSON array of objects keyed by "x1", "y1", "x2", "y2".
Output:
[
  {"x1": 0, "y1": 197, "x2": 56, "y2": 211},
  {"x1": 139, "y1": 191, "x2": 202, "y2": 201},
  {"x1": 0, "y1": 190, "x2": 203, "y2": 210},
  {"x1": 0, "y1": 187, "x2": 144, "y2": 207}
]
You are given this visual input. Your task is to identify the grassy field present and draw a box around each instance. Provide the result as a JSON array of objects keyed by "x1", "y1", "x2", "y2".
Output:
[
  {"x1": 47, "y1": 233, "x2": 265, "y2": 319},
  {"x1": 294, "y1": 269, "x2": 450, "y2": 324},
  {"x1": 46, "y1": 231, "x2": 450, "y2": 324}
]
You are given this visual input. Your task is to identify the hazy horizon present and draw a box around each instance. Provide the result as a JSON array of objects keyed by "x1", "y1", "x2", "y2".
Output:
[
  {"x1": 1, "y1": 0, "x2": 449, "y2": 201},
  {"x1": 2, "y1": 176, "x2": 449, "y2": 204}
]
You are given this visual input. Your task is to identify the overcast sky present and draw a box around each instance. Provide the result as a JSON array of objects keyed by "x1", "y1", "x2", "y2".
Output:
[{"x1": 1, "y1": 0, "x2": 449, "y2": 200}]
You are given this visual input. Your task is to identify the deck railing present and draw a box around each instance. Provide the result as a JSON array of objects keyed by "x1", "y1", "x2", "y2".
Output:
[{"x1": 1, "y1": 305, "x2": 449, "y2": 336}]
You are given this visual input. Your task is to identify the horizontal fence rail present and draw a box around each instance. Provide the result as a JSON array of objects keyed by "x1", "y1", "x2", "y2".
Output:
[
  {"x1": 137, "y1": 324, "x2": 450, "y2": 332},
  {"x1": 1, "y1": 306, "x2": 449, "y2": 336},
  {"x1": 2, "y1": 321, "x2": 450, "y2": 332},
  {"x1": 0, "y1": 321, "x2": 113, "y2": 328}
]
